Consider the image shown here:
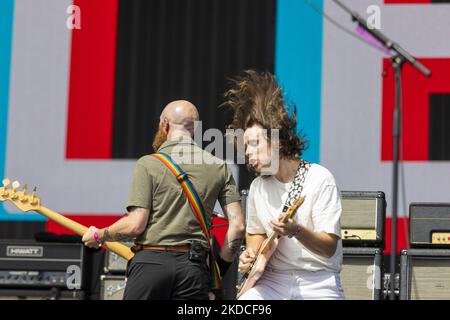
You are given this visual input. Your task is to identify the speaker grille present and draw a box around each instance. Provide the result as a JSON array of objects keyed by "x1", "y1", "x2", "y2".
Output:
[
  {"x1": 341, "y1": 199, "x2": 377, "y2": 229},
  {"x1": 409, "y1": 258, "x2": 450, "y2": 300},
  {"x1": 341, "y1": 257, "x2": 377, "y2": 300},
  {"x1": 100, "y1": 275, "x2": 126, "y2": 300}
]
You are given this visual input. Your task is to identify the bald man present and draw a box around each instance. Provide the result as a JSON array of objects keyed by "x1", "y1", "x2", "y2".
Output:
[{"x1": 82, "y1": 100, "x2": 245, "y2": 300}]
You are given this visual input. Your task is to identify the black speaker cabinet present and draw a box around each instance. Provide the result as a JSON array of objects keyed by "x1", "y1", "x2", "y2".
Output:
[
  {"x1": 341, "y1": 247, "x2": 383, "y2": 300},
  {"x1": 341, "y1": 191, "x2": 386, "y2": 248},
  {"x1": 400, "y1": 249, "x2": 450, "y2": 300},
  {"x1": 410, "y1": 203, "x2": 450, "y2": 248}
]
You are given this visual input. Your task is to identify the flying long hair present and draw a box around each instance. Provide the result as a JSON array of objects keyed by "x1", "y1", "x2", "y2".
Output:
[{"x1": 223, "y1": 70, "x2": 307, "y2": 159}]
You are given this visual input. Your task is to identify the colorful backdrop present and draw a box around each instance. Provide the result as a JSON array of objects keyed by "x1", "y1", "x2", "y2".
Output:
[{"x1": 1, "y1": 0, "x2": 450, "y2": 253}]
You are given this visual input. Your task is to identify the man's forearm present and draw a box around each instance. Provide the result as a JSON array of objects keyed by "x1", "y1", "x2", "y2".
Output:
[
  {"x1": 101, "y1": 228, "x2": 132, "y2": 242},
  {"x1": 220, "y1": 202, "x2": 246, "y2": 262},
  {"x1": 220, "y1": 225, "x2": 245, "y2": 262},
  {"x1": 98, "y1": 207, "x2": 149, "y2": 242},
  {"x1": 245, "y1": 233, "x2": 266, "y2": 254},
  {"x1": 98, "y1": 215, "x2": 139, "y2": 242},
  {"x1": 294, "y1": 225, "x2": 338, "y2": 258}
]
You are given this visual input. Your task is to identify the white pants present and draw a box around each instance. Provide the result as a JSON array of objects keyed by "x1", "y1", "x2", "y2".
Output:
[{"x1": 239, "y1": 267, "x2": 345, "y2": 300}]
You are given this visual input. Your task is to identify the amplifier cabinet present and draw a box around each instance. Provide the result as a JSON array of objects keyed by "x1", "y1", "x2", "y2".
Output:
[
  {"x1": 104, "y1": 242, "x2": 133, "y2": 274},
  {"x1": 400, "y1": 249, "x2": 450, "y2": 300},
  {"x1": 100, "y1": 275, "x2": 126, "y2": 300},
  {"x1": 409, "y1": 203, "x2": 450, "y2": 247},
  {"x1": 341, "y1": 247, "x2": 383, "y2": 300},
  {"x1": 340, "y1": 191, "x2": 386, "y2": 248},
  {"x1": 0, "y1": 240, "x2": 90, "y2": 290}
]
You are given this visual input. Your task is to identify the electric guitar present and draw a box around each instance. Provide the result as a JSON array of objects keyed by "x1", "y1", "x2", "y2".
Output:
[
  {"x1": 0, "y1": 178, "x2": 134, "y2": 261},
  {"x1": 236, "y1": 196, "x2": 305, "y2": 298}
]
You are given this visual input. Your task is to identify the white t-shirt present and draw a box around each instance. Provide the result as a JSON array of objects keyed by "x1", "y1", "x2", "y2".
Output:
[{"x1": 246, "y1": 163, "x2": 343, "y2": 273}]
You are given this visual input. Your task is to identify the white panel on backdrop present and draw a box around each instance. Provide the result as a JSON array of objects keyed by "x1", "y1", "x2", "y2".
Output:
[{"x1": 321, "y1": 0, "x2": 450, "y2": 216}]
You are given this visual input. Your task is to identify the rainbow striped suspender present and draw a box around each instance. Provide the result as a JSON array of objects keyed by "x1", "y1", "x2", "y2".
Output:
[{"x1": 150, "y1": 152, "x2": 221, "y2": 290}]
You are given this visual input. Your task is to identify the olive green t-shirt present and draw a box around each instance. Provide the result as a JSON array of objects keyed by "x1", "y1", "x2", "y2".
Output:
[{"x1": 127, "y1": 137, "x2": 241, "y2": 248}]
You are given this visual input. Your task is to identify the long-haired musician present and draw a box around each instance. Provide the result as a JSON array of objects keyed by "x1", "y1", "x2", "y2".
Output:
[{"x1": 224, "y1": 70, "x2": 345, "y2": 300}]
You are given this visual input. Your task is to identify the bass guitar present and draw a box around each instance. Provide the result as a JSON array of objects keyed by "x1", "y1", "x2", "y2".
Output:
[{"x1": 0, "y1": 178, "x2": 134, "y2": 261}]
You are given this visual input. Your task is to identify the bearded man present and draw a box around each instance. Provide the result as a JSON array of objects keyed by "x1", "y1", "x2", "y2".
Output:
[{"x1": 82, "y1": 100, "x2": 245, "y2": 300}]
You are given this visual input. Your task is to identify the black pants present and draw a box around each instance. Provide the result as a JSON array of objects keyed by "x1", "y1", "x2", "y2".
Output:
[{"x1": 123, "y1": 250, "x2": 210, "y2": 300}]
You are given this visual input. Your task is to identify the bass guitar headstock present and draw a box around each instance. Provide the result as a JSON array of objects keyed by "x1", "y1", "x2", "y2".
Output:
[{"x1": 0, "y1": 178, "x2": 41, "y2": 212}]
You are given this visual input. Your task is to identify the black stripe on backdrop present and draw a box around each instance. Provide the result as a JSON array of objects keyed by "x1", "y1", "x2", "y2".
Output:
[
  {"x1": 112, "y1": 0, "x2": 276, "y2": 162},
  {"x1": 429, "y1": 94, "x2": 450, "y2": 160},
  {"x1": 0, "y1": 221, "x2": 46, "y2": 239}
]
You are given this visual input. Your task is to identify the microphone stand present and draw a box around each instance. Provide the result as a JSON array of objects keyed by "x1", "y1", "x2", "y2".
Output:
[{"x1": 331, "y1": 0, "x2": 431, "y2": 300}]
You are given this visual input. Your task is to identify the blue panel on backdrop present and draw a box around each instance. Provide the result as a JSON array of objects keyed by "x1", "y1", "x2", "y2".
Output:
[
  {"x1": 0, "y1": 0, "x2": 45, "y2": 221},
  {"x1": 275, "y1": 0, "x2": 323, "y2": 164}
]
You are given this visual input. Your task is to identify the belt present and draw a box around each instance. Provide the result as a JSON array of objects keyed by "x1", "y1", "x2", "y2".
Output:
[{"x1": 131, "y1": 245, "x2": 190, "y2": 253}]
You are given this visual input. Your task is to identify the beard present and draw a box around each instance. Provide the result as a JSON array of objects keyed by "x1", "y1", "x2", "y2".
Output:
[{"x1": 152, "y1": 127, "x2": 168, "y2": 152}]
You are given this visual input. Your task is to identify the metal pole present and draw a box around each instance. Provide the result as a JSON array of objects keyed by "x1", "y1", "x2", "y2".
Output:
[{"x1": 390, "y1": 55, "x2": 404, "y2": 300}]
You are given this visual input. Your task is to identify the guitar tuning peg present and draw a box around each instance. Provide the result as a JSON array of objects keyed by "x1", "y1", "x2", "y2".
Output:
[
  {"x1": 2, "y1": 178, "x2": 10, "y2": 188},
  {"x1": 20, "y1": 184, "x2": 28, "y2": 203},
  {"x1": 30, "y1": 187, "x2": 38, "y2": 205},
  {"x1": 12, "y1": 181, "x2": 20, "y2": 190},
  {"x1": 1, "y1": 179, "x2": 9, "y2": 197},
  {"x1": 11, "y1": 181, "x2": 20, "y2": 200}
]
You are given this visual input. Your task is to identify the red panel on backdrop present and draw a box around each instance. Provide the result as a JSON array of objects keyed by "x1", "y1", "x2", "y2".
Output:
[
  {"x1": 381, "y1": 58, "x2": 450, "y2": 161},
  {"x1": 385, "y1": 216, "x2": 409, "y2": 254},
  {"x1": 66, "y1": 0, "x2": 118, "y2": 159},
  {"x1": 46, "y1": 215, "x2": 122, "y2": 234}
]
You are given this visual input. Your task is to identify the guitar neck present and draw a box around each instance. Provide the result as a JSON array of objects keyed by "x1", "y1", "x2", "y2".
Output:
[
  {"x1": 257, "y1": 197, "x2": 305, "y2": 255},
  {"x1": 37, "y1": 206, "x2": 134, "y2": 261},
  {"x1": 38, "y1": 206, "x2": 88, "y2": 235},
  {"x1": 258, "y1": 231, "x2": 278, "y2": 255}
]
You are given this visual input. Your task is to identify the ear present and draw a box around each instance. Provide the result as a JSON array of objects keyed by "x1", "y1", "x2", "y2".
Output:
[{"x1": 162, "y1": 118, "x2": 170, "y2": 134}]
